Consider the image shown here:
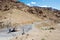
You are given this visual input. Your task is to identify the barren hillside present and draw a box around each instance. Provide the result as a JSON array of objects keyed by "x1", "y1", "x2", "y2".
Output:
[
  {"x1": 0, "y1": 0, "x2": 60, "y2": 28},
  {"x1": 0, "y1": 0, "x2": 60, "y2": 40}
]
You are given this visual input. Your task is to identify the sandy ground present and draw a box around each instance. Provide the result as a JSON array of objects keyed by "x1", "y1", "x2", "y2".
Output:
[
  {"x1": 0, "y1": 24, "x2": 33, "y2": 40},
  {"x1": 11, "y1": 26, "x2": 60, "y2": 40},
  {"x1": 0, "y1": 21, "x2": 60, "y2": 40},
  {"x1": 11, "y1": 21, "x2": 60, "y2": 40}
]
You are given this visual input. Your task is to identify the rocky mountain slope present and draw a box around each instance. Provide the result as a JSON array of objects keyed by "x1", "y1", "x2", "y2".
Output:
[
  {"x1": 0, "y1": 0, "x2": 60, "y2": 29},
  {"x1": 0, "y1": 0, "x2": 60, "y2": 40},
  {"x1": 27, "y1": 7, "x2": 60, "y2": 23}
]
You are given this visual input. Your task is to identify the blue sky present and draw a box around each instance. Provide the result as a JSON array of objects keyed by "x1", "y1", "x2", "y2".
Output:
[{"x1": 19, "y1": 0, "x2": 60, "y2": 10}]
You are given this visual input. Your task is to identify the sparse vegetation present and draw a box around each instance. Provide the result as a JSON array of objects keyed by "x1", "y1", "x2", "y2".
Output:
[
  {"x1": 41, "y1": 38, "x2": 45, "y2": 40},
  {"x1": 40, "y1": 27, "x2": 55, "y2": 30},
  {"x1": 49, "y1": 27, "x2": 55, "y2": 30}
]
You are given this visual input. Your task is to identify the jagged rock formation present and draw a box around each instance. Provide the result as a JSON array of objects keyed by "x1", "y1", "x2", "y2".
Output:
[{"x1": 0, "y1": 0, "x2": 60, "y2": 28}]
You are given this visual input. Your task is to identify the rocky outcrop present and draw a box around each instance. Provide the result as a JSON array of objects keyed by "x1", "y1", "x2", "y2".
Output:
[
  {"x1": 27, "y1": 7, "x2": 60, "y2": 23},
  {"x1": 0, "y1": 0, "x2": 28, "y2": 11}
]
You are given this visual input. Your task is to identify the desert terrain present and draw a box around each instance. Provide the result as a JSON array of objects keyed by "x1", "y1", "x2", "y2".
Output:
[{"x1": 0, "y1": 0, "x2": 60, "y2": 40}]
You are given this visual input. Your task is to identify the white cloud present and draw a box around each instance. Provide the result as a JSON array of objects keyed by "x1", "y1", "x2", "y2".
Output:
[
  {"x1": 39, "y1": 5, "x2": 51, "y2": 7},
  {"x1": 27, "y1": 2, "x2": 36, "y2": 6},
  {"x1": 27, "y1": 3, "x2": 31, "y2": 6},
  {"x1": 31, "y1": 2, "x2": 36, "y2": 4}
]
